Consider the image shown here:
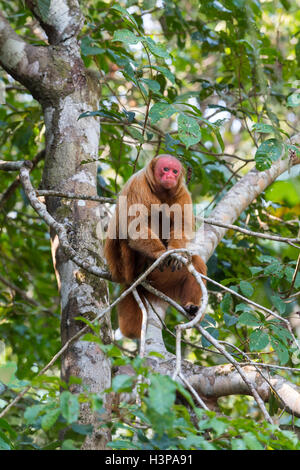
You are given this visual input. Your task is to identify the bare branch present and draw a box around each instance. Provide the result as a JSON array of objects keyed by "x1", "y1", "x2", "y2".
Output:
[
  {"x1": 18, "y1": 162, "x2": 111, "y2": 280},
  {"x1": 0, "y1": 160, "x2": 26, "y2": 171},
  {"x1": 201, "y1": 217, "x2": 300, "y2": 245},
  {"x1": 36, "y1": 189, "x2": 115, "y2": 204},
  {"x1": 0, "y1": 151, "x2": 45, "y2": 211}
]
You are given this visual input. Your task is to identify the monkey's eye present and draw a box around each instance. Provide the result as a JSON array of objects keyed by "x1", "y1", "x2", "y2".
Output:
[
  {"x1": 163, "y1": 167, "x2": 169, "y2": 172},
  {"x1": 173, "y1": 169, "x2": 178, "y2": 174}
]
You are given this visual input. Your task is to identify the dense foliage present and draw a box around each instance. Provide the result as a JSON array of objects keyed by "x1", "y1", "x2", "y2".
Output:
[{"x1": 0, "y1": 0, "x2": 299, "y2": 450}]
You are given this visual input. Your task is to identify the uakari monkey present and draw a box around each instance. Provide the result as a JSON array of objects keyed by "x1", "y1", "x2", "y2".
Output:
[{"x1": 104, "y1": 155, "x2": 207, "y2": 338}]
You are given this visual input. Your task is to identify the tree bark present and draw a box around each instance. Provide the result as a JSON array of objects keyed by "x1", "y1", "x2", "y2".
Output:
[{"x1": 0, "y1": 1, "x2": 112, "y2": 449}]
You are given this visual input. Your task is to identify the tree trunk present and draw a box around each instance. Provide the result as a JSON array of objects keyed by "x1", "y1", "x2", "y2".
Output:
[
  {"x1": 42, "y1": 60, "x2": 112, "y2": 450},
  {"x1": 0, "y1": 2, "x2": 112, "y2": 449}
]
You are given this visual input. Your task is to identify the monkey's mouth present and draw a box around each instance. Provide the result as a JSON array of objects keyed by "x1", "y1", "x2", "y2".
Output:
[{"x1": 162, "y1": 180, "x2": 177, "y2": 188}]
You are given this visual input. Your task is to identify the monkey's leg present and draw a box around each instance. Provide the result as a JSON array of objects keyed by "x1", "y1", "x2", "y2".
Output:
[
  {"x1": 179, "y1": 255, "x2": 207, "y2": 316},
  {"x1": 117, "y1": 290, "x2": 143, "y2": 339},
  {"x1": 148, "y1": 255, "x2": 206, "y2": 316}
]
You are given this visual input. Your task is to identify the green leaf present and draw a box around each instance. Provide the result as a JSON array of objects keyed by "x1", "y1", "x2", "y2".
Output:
[
  {"x1": 264, "y1": 262, "x2": 284, "y2": 277},
  {"x1": 243, "y1": 432, "x2": 264, "y2": 450},
  {"x1": 270, "y1": 337, "x2": 289, "y2": 365},
  {"x1": 285, "y1": 266, "x2": 300, "y2": 288},
  {"x1": 252, "y1": 122, "x2": 276, "y2": 133},
  {"x1": 270, "y1": 295, "x2": 286, "y2": 315},
  {"x1": 61, "y1": 439, "x2": 78, "y2": 450},
  {"x1": 249, "y1": 330, "x2": 269, "y2": 351},
  {"x1": 224, "y1": 313, "x2": 238, "y2": 327},
  {"x1": 0, "y1": 419, "x2": 17, "y2": 439},
  {"x1": 144, "y1": 65, "x2": 175, "y2": 84},
  {"x1": 255, "y1": 138, "x2": 284, "y2": 171},
  {"x1": 112, "y1": 29, "x2": 141, "y2": 45},
  {"x1": 270, "y1": 324, "x2": 292, "y2": 345},
  {"x1": 239, "y1": 281, "x2": 254, "y2": 297},
  {"x1": 231, "y1": 439, "x2": 246, "y2": 450},
  {"x1": 112, "y1": 374, "x2": 134, "y2": 392},
  {"x1": 60, "y1": 391, "x2": 80, "y2": 425},
  {"x1": 201, "y1": 327, "x2": 219, "y2": 348},
  {"x1": 0, "y1": 362, "x2": 21, "y2": 387},
  {"x1": 178, "y1": 114, "x2": 201, "y2": 148},
  {"x1": 149, "y1": 102, "x2": 176, "y2": 124},
  {"x1": 24, "y1": 404, "x2": 44, "y2": 425},
  {"x1": 41, "y1": 408, "x2": 60, "y2": 431},
  {"x1": 249, "y1": 266, "x2": 263, "y2": 275},
  {"x1": 107, "y1": 439, "x2": 140, "y2": 450},
  {"x1": 127, "y1": 127, "x2": 144, "y2": 143},
  {"x1": 148, "y1": 375, "x2": 176, "y2": 414},
  {"x1": 208, "y1": 417, "x2": 228, "y2": 437},
  {"x1": 0, "y1": 436, "x2": 11, "y2": 450},
  {"x1": 235, "y1": 303, "x2": 253, "y2": 313},
  {"x1": 220, "y1": 293, "x2": 232, "y2": 314},
  {"x1": 141, "y1": 78, "x2": 161, "y2": 93},
  {"x1": 214, "y1": 129, "x2": 225, "y2": 152},
  {"x1": 238, "y1": 312, "x2": 261, "y2": 327},
  {"x1": 81, "y1": 37, "x2": 105, "y2": 56},
  {"x1": 143, "y1": 37, "x2": 171, "y2": 59},
  {"x1": 287, "y1": 93, "x2": 300, "y2": 107},
  {"x1": 71, "y1": 423, "x2": 93, "y2": 435},
  {"x1": 111, "y1": 5, "x2": 138, "y2": 28}
]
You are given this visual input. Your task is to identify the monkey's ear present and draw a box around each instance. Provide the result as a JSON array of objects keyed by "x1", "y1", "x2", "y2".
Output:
[{"x1": 150, "y1": 157, "x2": 158, "y2": 169}]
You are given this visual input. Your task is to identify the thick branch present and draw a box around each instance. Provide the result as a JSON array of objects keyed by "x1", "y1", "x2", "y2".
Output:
[
  {"x1": 0, "y1": 12, "x2": 48, "y2": 92},
  {"x1": 197, "y1": 141, "x2": 300, "y2": 262},
  {"x1": 0, "y1": 160, "x2": 25, "y2": 171},
  {"x1": 187, "y1": 364, "x2": 300, "y2": 418},
  {"x1": 0, "y1": 8, "x2": 85, "y2": 103},
  {"x1": 25, "y1": 0, "x2": 83, "y2": 45}
]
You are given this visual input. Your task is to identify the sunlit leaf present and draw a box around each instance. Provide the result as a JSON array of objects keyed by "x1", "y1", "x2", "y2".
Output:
[
  {"x1": 177, "y1": 114, "x2": 201, "y2": 148},
  {"x1": 112, "y1": 29, "x2": 141, "y2": 45},
  {"x1": 255, "y1": 138, "x2": 284, "y2": 171},
  {"x1": 149, "y1": 102, "x2": 177, "y2": 123},
  {"x1": 249, "y1": 330, "x2": 269, "y2": 351}
]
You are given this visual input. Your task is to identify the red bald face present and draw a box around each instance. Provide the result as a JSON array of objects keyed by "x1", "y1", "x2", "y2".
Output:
[{"x1": 154, "y1": 156, "x2": 182, "y2": 190}]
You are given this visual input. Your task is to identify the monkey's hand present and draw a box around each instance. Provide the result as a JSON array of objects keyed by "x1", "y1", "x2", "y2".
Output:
[{"x1": 160, "y1": 252, "x2": 192, "y2": 272}]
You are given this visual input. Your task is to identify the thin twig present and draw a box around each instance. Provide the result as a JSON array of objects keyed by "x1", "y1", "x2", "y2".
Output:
[
  {"x1": 36, "y1": 189, "x2": 115, "y2": 204},
  {"x1": 179, "y1": 372, "x2": 209, "y2": 410},
  {"x1": 0, "y1": 273, "x2": 56, "y2": 317},
  {"x1": 0, "y1": 150, "x2": 45, "y2": 211},
  {"x1": 201, "y1": 217, "x2": 300, "y2": 244}
]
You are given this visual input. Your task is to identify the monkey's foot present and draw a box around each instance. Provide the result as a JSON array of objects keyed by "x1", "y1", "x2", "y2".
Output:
[{"x1": 183, "y1": 303, "x2": 199, "y2": 316}]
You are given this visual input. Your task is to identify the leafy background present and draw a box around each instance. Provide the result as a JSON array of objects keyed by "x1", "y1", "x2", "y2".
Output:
[{"x1": 0, "y1": 0, "x2": 299, "y2": 450}]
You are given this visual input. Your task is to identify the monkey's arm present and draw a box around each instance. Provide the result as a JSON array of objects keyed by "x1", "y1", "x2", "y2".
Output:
[
  {"x1": 168, "y1": 190, "x2": 194, "y2": 250},
  {"x1": 126, "y1": 174, "x2": 167, "y2": 260},
  {"x1": 128, "y1": 236, "x2": 166, "y2": 260}
]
